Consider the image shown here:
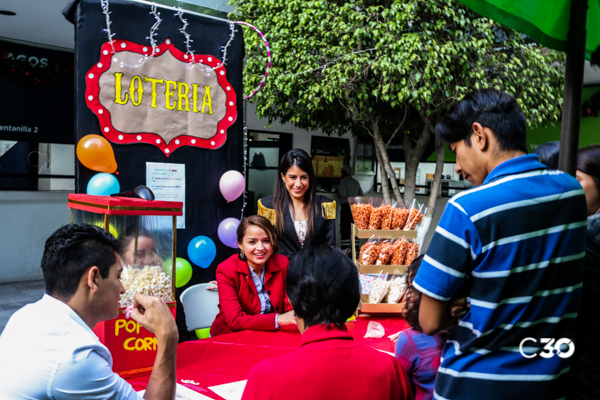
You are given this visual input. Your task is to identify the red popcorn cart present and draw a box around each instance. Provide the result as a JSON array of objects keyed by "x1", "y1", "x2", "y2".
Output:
[{"x1": 68, "y1": 193, "x2": 183, "y2": 377}]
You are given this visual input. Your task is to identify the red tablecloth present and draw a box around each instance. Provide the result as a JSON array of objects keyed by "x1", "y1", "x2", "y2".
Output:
[{"x1": 126, "y1": 315, "x2": 409, "y2": 399}]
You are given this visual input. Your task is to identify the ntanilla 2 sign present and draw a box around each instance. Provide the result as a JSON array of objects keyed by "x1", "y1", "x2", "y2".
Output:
[{"x1": 85, "y1": 38, "x2": 237, "y2": 156}]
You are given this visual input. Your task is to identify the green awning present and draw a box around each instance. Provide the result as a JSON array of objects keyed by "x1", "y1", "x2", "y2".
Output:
[{"x1": 458, "y1": 0, "x2": 600, "y2": 60}]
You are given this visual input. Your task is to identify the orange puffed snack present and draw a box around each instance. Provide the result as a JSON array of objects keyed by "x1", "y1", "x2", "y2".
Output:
[
  {"x1": 391, "y1": 238, "x2": 409, "y2": 265},
  {"x1": 405, "y1": 242, "x2": 420, "y2": 266},
  {"x1": 404, "y1": 208, "x2": 424, "y2": 230},
  {"x1": 368, "y1": 206, "x2": 383, "y2": 230},
  {"x1": 351, "y1": 203, "x2": 372, "y2": 230},
  {"x1": 360, "y1": 241, "x2": 379, "y2": 265},
  {"x1": 376, "y1": 240, "x2": 393, "y2": 265},
  {"x1": 380, "y1": 204, "x2": 393, "y2": 230},
  {"x1": 392, "y1": 208, "x2": 409, "y2": 230}
]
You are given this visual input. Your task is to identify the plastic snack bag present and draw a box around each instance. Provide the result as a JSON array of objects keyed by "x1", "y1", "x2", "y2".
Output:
[
  {"x1": 124, "y1": 305, "x2": 134, "y2": 319},
  {"x1": 391, "y1": 238, "x2": 409, "y2": 266},
  {"x1": 404, "y1": 199, "x2": 425, "y2": 231},
  {"x1": 359, "y1": 273, "x2": 377, "y2": 295},
  {"x1": 386, "y1": 275, "x2": 407, "y2": 303},
  {"x1": 391, "y1": 201, "x2": 409, "y2": 230},
  {"x1": 380, "y1": 200, "x2": 394, "y2": 230},
  {"x1": 369, "y1": 273, "x2": 390, "y2": 304},
  {"x1": 350, "y1": 196, "x2": 373, "y2": 230},
  {"x1": 367, "y1": 197, "x2": 384, "y2": 230},
  {"x1": 359, "y1": 236, "x2": 380, "y2": 265},
  {"x1": 364, "y1": 321, "x2": 386, "y2": 339},
  {"x1": 376, "y1": 239, "x2": 393, "y2": 265},
  {"x1": 405, "y1": 242, "x2": 420, "y2": 266}
]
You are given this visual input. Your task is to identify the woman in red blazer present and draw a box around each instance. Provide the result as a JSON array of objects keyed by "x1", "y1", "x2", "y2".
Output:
[
  {"x1": 210, "y1": 215, "x2": 296, "y2": 336},
  {"x1": 242, "y1": 245, "x2": 413, "y2": 400}
]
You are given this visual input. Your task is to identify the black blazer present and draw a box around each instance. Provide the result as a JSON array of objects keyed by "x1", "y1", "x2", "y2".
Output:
[{"x1": 258, "y1": 195, "x2": 336, "y2": 260}]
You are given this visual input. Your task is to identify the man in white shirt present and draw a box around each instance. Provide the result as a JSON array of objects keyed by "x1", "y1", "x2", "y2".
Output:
[
  {"x1": 338, "y1": 165, "x2": 363, "y2": 250},
  {"x1": 0, "y1": 223, "x2": 178, "y2": 400}
]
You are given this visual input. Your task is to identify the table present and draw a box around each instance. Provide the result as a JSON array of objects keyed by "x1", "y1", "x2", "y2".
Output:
[{"x1": 126, "y1": 315, "x2": 409, "y2": 399}]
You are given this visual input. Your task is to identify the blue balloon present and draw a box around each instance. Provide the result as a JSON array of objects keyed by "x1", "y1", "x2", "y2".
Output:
[
  {"x1": 87, "y1": 173, "x2": 120, "y2": 196},
  {"x1": 187, "y1": 236, "x2": 217, "y2": 269}
]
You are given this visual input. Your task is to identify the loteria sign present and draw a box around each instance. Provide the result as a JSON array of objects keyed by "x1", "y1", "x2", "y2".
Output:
[{"x1": 85, "y1": 38, "x2": 237, "y2": 156}]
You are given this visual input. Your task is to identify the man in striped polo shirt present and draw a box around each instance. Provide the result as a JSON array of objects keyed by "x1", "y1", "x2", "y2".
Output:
[{"x1": 414, "y1": 89, "x2": 587, "y2": 400}]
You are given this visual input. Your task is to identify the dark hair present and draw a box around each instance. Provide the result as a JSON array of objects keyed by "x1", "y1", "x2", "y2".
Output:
[
  {"x1": 41, "y1": 223, "x2": 122, "y2": 300},
  {"x1": 237, "y1": 215, "x2": 279, "y2": 254},
  {"x1": 532, "y1": 141, "x2": 560, "y2": 169},
  {"x1": 403, "y1": 255, "x2": 425, "y2": 331},
  {"x1": 274, "y1": 149, "x2": 319, "y2": 236},
  {"x1": 436, "y1": 89, "x2": 527, "y2": 153},
  {"x1": 578, "y1": 144, "x2": 600, "y2": 191},
  {"x1": 120, "y1": 225, "x2": 152, "y2": 254},
  {"x1": 286, "y1": 244, "x2": 360, "y2": 329}
]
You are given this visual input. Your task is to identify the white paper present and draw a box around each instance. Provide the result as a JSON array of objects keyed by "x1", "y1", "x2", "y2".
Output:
[
  {"x1": 374, "y1": 347, "x2": 396, "y2": 357},
  {"x1": 146, "y1": 162, "x2": 186, "y2": 229},
  {"x1": 208, "y1": 380, "x2": 247, "y2": 400},
  {"x1": 137, "y1": 383, "x2": 213, "y2": 400}
]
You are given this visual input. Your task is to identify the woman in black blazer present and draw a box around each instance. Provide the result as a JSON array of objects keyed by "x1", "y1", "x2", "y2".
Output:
[{"x1": 258, "y1": 149, "x2": 336, "y2": 260}]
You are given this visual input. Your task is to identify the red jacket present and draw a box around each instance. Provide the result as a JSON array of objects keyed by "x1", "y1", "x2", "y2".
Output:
[
  {"x1": 210, "y1": 254, "x2": 293, "y2": 337},
  {"x1": 242, "y1": 324, "x2": 414, "y2": 400}
]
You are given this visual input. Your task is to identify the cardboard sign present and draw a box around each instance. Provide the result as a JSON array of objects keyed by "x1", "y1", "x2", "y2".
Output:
[{"x1": 85, "y1": 39, "x2": 237, "y2": 156}]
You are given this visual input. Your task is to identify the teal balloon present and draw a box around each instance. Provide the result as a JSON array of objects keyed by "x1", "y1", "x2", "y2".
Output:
[
  {"x1": 188, "y1": 236, "x2": 217, "y2": 269},
  {"x1": 87, "y1": 173, "x2": 120, "y2": 196},
  {"x1": 175, "y1": 258, "x2": 193, "y2": 288}
]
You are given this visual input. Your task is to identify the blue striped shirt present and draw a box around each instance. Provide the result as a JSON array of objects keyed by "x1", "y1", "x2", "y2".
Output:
[{"x1": 413, "y1": 154, "x2": 587, "y2": 400}]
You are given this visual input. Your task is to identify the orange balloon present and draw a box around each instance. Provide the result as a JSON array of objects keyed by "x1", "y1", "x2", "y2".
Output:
[{"x1": 76, "y1": 134, "x2": 117, "y2": 173}]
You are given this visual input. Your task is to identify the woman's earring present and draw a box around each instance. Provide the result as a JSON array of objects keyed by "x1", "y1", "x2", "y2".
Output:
[{"x1": 239, "y1": 250, "x2": 246, "y2": 261}]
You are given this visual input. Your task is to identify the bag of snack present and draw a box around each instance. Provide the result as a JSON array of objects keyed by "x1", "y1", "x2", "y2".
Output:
[
  {"x1": 350, "y1": 196, "x2": 373, "y2": 230},
  {"x1": 404, "y1": 199, "x2": 425, "y2": 231},
  {"x1": 359, "y1": 273, "x2": 377, "y2": 295},
  {"x1": 379, "y1": 199, "x2": 394, "y2": 230},
  {"x1": 390, "y1": 237, "x2": 409, "y2": 265},
  {"x1": 386, "y1": 275, "x2": 407, "y2": 304},
  {"x1": 364, "y1": 320, "x2": 386, "y2": 338},
  {"x1": 405, "y1": 242, "x2": 420, "y2": 266},
  {"x1": 368, "y1": 273, "x2": 390, "y2": 304},
  {"x1": 367, "y1": 197, "x2": 384, "y2": 230},
  {"x1": 375, "y1": 239, "x2": 393, "y2": 265},
  {"x1": 391, "y1": 200, "x2": 409, "y2": 230},
  {"x1": 359, "y1": 235, "x2": 380, "y2": 265}
]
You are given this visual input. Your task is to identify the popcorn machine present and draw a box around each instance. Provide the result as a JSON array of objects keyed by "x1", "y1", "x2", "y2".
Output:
[{"x1": 67, "y1": 193, "x2": 183, "y2": 376}]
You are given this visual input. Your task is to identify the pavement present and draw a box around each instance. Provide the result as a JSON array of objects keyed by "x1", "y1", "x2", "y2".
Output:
[{"x1": 0, "y1": 280, "x2": 46, "y2": 335}]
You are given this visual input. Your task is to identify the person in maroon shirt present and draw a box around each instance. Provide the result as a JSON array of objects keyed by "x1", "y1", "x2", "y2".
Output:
[{"x1": 242, "y1": 244, "x2": 414, "y2": 400}]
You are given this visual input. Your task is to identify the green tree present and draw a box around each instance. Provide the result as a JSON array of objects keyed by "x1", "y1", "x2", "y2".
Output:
[{"x1": 234, "y1": 0, "x2": 565, "y2": 233}]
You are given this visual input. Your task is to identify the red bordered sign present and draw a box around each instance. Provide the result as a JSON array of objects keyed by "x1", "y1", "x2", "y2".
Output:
[{"x1": 85, "y1": 38, "x2": 237, "y2": 157}]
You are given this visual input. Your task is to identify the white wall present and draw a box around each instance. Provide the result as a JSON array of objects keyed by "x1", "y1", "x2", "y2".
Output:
[
  {"x1": 0, "y1": 191, "x2": 71, "y2": 283},
  {"x1": 244, "y1": 103, "x2": 374, "y2": 193},
  {"x1": 377, "y1": 161, "x2": 460, "y2": 186},
  {"x1": 48, "y1": 144, "x2": 75, "y2": 191}
]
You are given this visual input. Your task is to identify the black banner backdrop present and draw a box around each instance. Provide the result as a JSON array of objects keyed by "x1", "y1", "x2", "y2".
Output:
[{"x1": 66, "y1": 0, "x2": 244, "y2": 339}]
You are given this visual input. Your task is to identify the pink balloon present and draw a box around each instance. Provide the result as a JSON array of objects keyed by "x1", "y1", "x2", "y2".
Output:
[{"x1": 219, "y1": 170, "x2": 246, "y2": 202}]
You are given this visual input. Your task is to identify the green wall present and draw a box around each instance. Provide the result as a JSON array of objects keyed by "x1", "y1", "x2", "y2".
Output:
[{"x1": 527, "y1": 86, "x2": 600, "y2": 152}]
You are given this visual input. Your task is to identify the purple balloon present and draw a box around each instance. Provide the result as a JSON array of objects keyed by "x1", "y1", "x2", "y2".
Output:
[
  {"x1": 218, "y1": 218, "x2": 241, "y2": 248},
  {"x1": 219, "y1": 170, "x2": 245, "y2": 202}
]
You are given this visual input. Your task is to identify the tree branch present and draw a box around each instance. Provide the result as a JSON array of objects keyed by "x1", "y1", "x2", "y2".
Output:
[{"x1": 385, "y1": 106, "x2": 408, "y2": 148}]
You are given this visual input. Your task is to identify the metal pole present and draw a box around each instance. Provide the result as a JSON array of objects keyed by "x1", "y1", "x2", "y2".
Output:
[{"x1": 558, "y1": 0, "x2": 588, "y2": 176}]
